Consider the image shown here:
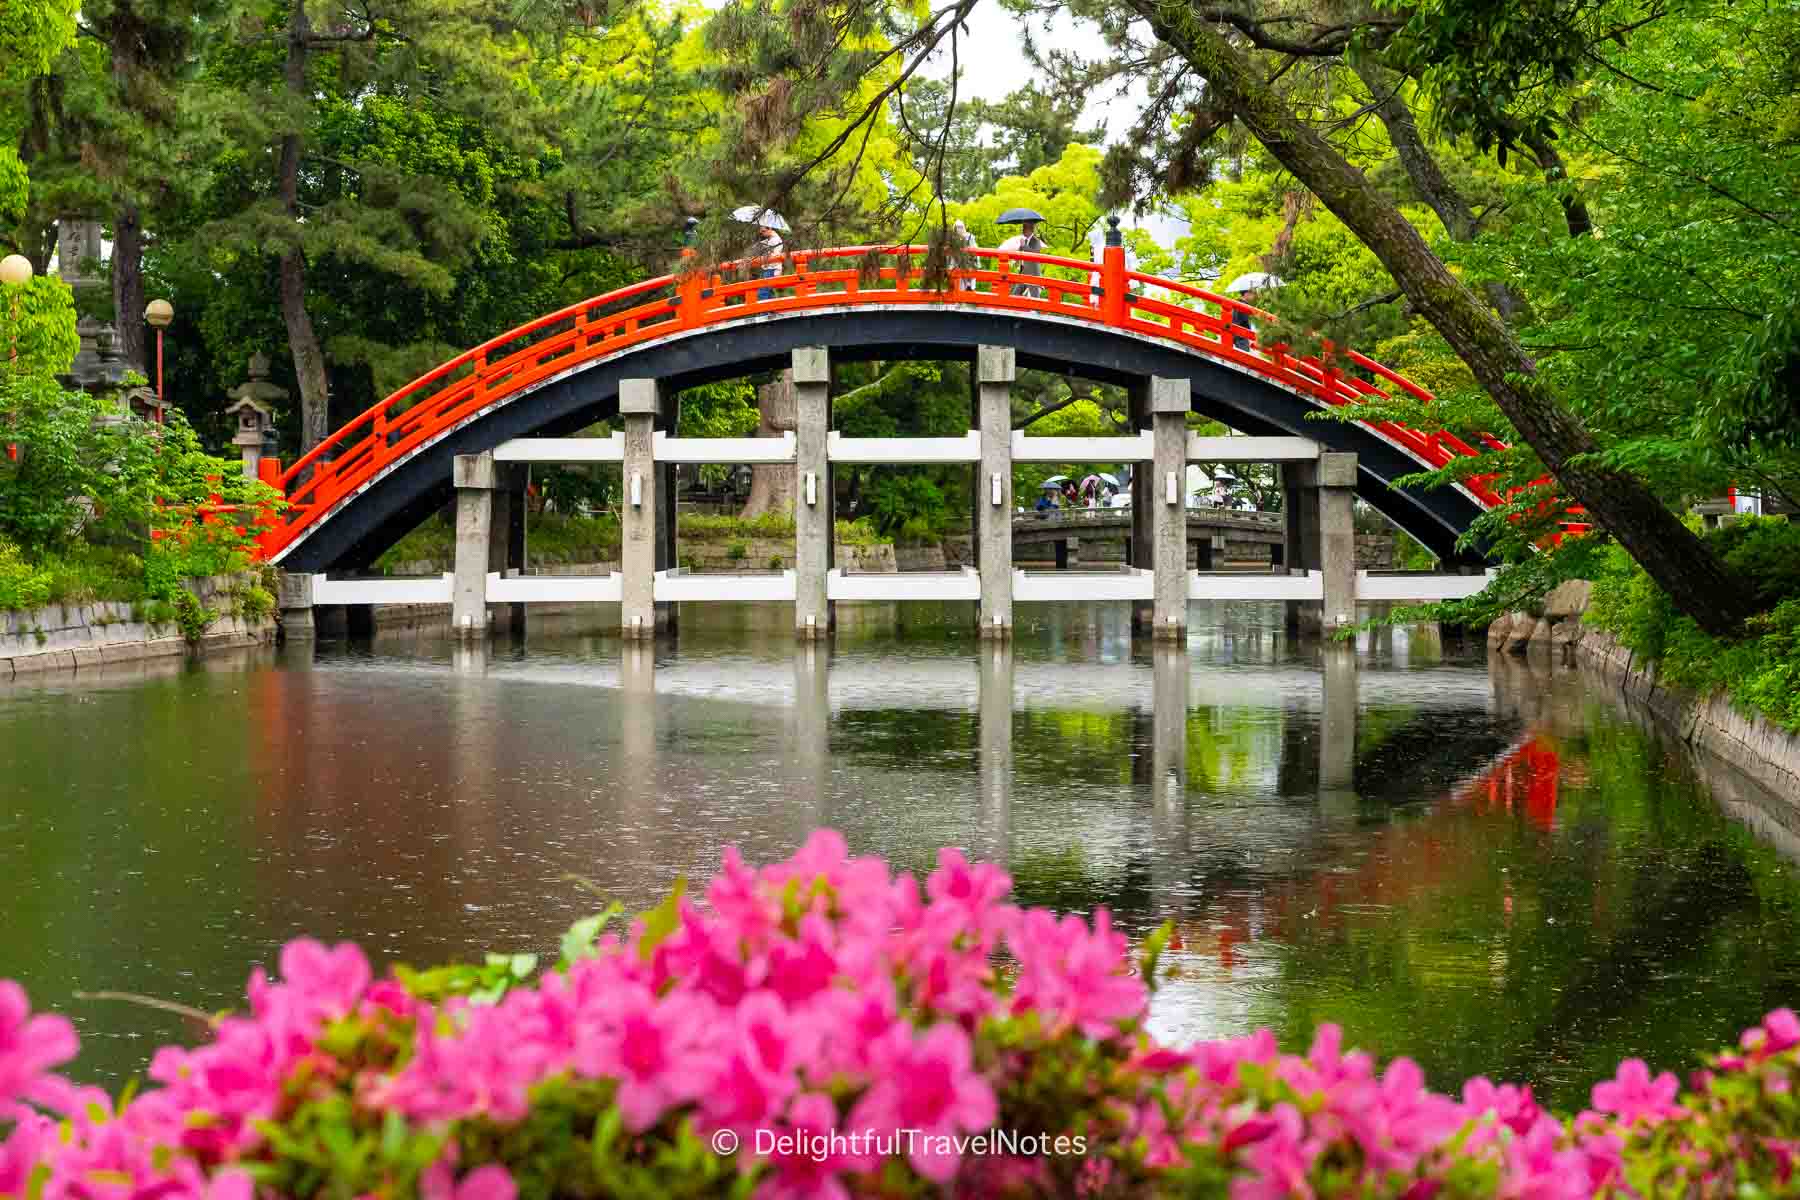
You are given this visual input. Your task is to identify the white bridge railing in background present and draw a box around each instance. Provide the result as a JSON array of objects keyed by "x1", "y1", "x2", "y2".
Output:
[{"x1": 304, "y1": 569, "x2": 1491, "y2": 607}]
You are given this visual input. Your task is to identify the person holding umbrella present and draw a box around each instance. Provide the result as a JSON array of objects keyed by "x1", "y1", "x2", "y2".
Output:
[
  {"x1": 1223, "y1": 271, "x2": 1280, "y2": 352},
  {"x1": 733, "y1": 206, "x2": 790, "y2": 300},
  {"x1": 996, "y1": 208, "x2": 1047, "y2": 298}
]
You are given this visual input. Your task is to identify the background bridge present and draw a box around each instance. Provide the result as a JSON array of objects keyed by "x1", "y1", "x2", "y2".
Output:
[{"x1": 266, "y1": 227, "x2": 1509, "y2": 642}]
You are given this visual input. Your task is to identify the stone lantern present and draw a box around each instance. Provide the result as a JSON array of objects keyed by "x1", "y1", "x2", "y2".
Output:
[{"x1": 225, "y1": 353, "x2": 288, "y2": 481}]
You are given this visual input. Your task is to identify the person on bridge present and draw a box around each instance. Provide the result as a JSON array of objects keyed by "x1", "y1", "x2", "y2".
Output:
[
  {"x1": 1035, "y1": 487, "x2": 1057, "y2": 513},
  {"x1": 754, "y1": 222, "x2": 784, "y2": 300},
  {"x1": 996, "y1": 215, "x2": 1047, "y2": 299}
]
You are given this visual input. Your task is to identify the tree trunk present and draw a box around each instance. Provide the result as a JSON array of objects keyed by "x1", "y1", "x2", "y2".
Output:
[
  {"x1": 1131, "y1": 1, "x2": 1756, "y2": 636},
  {"x1": 109, "y1": 11, "x2": 148, "y2": 373},
  {"x1": 279, "y1": 0, "x2": 330, "y2": 452},
  {"x1": 740, "y1": 369, "x2": 797, "y2": 517},
  {"x1": 1524, "y1": 132, "x2": 1593, "y2": 239},
  {"x1": 111, "y1": 203, "x2": 147, "y2": 374}
]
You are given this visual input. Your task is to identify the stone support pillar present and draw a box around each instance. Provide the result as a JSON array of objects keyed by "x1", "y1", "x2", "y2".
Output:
[
  {"x1": 793, "y1": 347, "x2": 832, "y2": 639},
  {"x1": 1316, "y1": 452, "x2": 1358, "y2": 636},
  {"x1": 977, "y1": 346, "x2": 1015, "y2": 638},
  {"x1": 1149, "y1": 376, "x2": 1190, "y2": 641},
  {"x1": 619, "y1": 379, "x2": 661, "y2": 638},
  {"x1": 277, "y1": 570, "x2": 316, "y2": 641},
  {"x1": 452, "y1": 452, "x2": 496, "y2": 638}
]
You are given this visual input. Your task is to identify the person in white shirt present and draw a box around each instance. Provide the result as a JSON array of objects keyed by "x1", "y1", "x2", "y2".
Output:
[
  {"x1": 996, "y1": 219, "x2": 1046, "y2": 298},
  {"x1": 754, "y1": 224, "x2": 784, "y2": 300}
]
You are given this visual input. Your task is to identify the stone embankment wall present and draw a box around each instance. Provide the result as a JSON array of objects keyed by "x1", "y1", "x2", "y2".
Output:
[
  {"x1": 1488, "y1": 579, "x2": 1800, "y2": 801},
  {"x1": 0, "y1": 574, "x2": 275, "y2": 680}
]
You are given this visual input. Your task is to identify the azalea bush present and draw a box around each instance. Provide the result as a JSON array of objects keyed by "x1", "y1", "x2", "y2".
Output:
[{"x1": 5, "y1": 832, "x2": 1800, "y2": 1199}]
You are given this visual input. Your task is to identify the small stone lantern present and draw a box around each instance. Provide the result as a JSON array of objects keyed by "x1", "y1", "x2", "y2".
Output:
[{"x1": 225, "y1": 353, "x2": 288, "y2": 481}]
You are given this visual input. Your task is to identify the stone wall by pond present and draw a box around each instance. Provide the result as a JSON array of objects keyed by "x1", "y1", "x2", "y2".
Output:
[{"x1": 0, "y1": 574, "x2": 275, "y2": 679}]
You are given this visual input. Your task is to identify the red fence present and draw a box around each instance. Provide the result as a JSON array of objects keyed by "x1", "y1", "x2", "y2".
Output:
[{"x1": 257, "y1": 244, "x2": 1516, "y2": 562}]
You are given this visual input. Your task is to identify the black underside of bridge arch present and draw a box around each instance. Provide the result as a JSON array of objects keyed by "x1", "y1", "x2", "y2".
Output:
[{"x1": 286, "y1": 309, "x2": 1492, "y2": 572}]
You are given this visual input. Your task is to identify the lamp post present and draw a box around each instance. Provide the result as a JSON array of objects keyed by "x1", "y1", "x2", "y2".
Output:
[
  {"x1": 144, "y1": 297, "x2": 173, "y2": 424},
  {"x1": 1, "y1": 253, "x2": 32, "y2": 461}
]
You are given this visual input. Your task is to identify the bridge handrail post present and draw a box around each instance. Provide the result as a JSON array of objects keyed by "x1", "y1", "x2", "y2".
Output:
[{"x1": 1100, "y1": 217, "x2": 1127, "y2": 327}]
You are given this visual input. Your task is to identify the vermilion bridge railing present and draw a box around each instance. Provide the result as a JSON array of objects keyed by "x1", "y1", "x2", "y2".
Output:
[{"x1": 257, "y1": 243, "x2": 1529, "y2": 562}]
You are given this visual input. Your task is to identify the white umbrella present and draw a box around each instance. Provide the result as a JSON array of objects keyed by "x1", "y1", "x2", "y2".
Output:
[
  {"x1": 1223, "y1": 271, "x2": 1281, "y2": 294},
  {"x1": 1039, "y1": 475, "x2": 1070, "y2": 487},
  {"x1": 731, "y1": 206, "x2": 791, "y2": 231},
  {"x1": 1097, "y1": 472, "x2": 1121, "y2": 489}
]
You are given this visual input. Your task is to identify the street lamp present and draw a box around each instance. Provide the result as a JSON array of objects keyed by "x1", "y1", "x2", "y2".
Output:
[
  {"x1": 144, "y1": 297, "x2": 173, "y2": 424},
  {"x1": 1, "y1": 254, "x2": 31, "y2": 461}
]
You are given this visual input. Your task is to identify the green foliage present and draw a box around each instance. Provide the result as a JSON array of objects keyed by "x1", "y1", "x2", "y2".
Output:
[
  {"x1": 1585, "y1": 519, "x2": 1800, "y2": 731},
  {"x1": 0, "y1": 274, "x2": 79, "y2": 377},
  {"x1": 0, "y1": 536, "x2": 51, "y2": 610},
  {"x1": 680, "y1": 511, "x2": 794, "y2": 542},
  {"x1": 724, "y1": 538, "x2": 748, "y2": 561},
  {"x1": 0, "y1": 0, "x2": 78, "y2": 78},
  {"x1": 862, "y1": 473, "x2": 945, "y2": 538},
  {"x1": 170, "y1": 588, "x2": 214, "y2": 645}
]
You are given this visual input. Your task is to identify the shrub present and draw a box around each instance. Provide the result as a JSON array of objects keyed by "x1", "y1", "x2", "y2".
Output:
[
  {"x1": 863, "y1": 473, "x2": 945, "y2": 538},
  {"x1": 726, "y1": 539, "x2": 749, "y2": 561},
  {"x1": 833, "y1": 518, "x2": 884, "y2": 547},
  {"x1": 5, "y1": 835, "x2": 1800, "y2": 1199},
  {"x1": 0, "y1": 537, "x2": 51, "y2": 611},
  {"x1": 1585, "y1": 519, "x2": 1800, "y2": 730}
]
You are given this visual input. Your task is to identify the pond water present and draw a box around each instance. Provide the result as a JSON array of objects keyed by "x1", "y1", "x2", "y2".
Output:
[{"x1": 4, "y1": 601, "x2": 1799, "y2": 1111}]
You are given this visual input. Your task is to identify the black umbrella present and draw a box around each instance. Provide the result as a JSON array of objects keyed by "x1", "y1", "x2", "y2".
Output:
[{"x1": 997, "y1": 208, "x2": 1046, "y2": 224}]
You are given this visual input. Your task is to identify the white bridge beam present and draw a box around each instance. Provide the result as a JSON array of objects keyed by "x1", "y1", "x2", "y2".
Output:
[
  {"x1": 653, "y1": 431, "x2": 796, "y2": 463},
  {"x1": 1355, "y1": 571, "x2": 1494, "y2": 602},
  {"x1": 1188, "y1": 570, "x2": 1323, "y2": 601},
  {"x1": 312, "y1": 574, "x2": 453, "y2": 605},
  {"x1": 1011, "y1": 431, "x2": 1153, "y2": 463},
  {"x1": 828, "y1": 431, "x2": 981, "y2": 464},
  {"x1": 655, "y1": 570, "x2": 797, "y2": 602},
  {"x1": 1186, "y1": 436, "x2": 1321, "y2": 461},
  {"x1": 488, "y1": 573, "x2": 621, "y2": 603},
  {"x1": 494, "y1": 435, "x2": 625, "y2": 462}
]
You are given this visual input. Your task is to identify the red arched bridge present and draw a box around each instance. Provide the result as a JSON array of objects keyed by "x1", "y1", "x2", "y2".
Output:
[{"x1": 257, "y1": 233, "x2": 1517, "y2": 575}]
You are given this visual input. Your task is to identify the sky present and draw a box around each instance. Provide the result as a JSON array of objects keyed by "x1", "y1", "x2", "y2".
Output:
[{"x1": 917, "y1": 3, "x2": 1191, "y2": 252}]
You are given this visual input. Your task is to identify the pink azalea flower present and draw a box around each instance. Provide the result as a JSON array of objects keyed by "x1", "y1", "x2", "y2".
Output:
[
  {"x1": 926, "y1": 848, "x2": 1014, "y2": 936},
  {"x1": 574, "y1": 984, "x2": 718, "y2": 1131},
  {"x1": 847, "y1": 1022, "x2": 995, "y2": 1183},
  {"x1": 1499, "y1": 1114, "x2": 1591, "y2": 1200},
  {"x1": 1228, "y1": 1103, "x2": 1314, "y2": 1200},
  {"x1": 422, "y1": 1162, "x2": 517, "y2": 1200},
  {"x1": 0, "y1": 981, "x2": 82, "y2": 1119},
  {"x1": 1007, "y1": 907, "x2": 1146, "y2": 1039},
  {"x1": 1591, "y1": 1058, "x2": 1682, "y2": 1126},
  {"x1": 700, "y1": 991, "x2": 804, "y2": 1135},
  {"x1": 756, "y1": 1092, "x2": 861, "y2": 1200}
]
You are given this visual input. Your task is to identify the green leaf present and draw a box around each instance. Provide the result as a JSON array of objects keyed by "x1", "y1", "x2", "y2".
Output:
[
  {"x1": 559, "y1": 903, "x2": 623, "y2": 966},
  {"x1": 636, "y1": 877, "x2": 688, "y2": 962}
]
